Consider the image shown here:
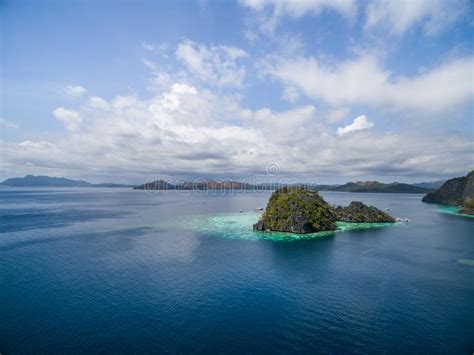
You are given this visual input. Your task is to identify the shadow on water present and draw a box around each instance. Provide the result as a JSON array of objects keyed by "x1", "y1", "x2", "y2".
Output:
[
  {"x1": 0, "y1": 226, "x2": 159, "y2": 251},
  {"x1": 0, "y1": 208, "x2": 131, "y2": 233}
]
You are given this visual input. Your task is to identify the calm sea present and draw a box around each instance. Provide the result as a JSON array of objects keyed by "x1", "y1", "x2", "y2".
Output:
[{"x1": 1, "y1": 187, "x2": 473, "y2": 353}]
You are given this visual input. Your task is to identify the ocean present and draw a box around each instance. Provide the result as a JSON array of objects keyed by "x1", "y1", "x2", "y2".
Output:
[{"x1": 1, "y1": 187, "x2": 473, "y2": 353}]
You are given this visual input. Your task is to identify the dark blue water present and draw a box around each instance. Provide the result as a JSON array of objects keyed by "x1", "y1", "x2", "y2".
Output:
[{"x1": 1, "y1": 187, "x2": 473, "y2": 353}]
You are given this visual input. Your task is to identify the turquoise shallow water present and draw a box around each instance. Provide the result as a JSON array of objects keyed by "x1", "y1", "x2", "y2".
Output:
[
  {"x1": 1, "y1": 188, "x2": 473, "y2": 353},
  {"x1": 181, "y1": 211, "x2": 398, "y2": 241},
  {"x1": 435, "y1": 204, "x2": 474, "y2": 218}
]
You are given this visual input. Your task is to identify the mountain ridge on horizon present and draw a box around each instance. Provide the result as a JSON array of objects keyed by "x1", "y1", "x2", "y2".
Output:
[
  {"x1": 0, "y1": 174, "x2": 444, "y2": 194},
  {"x1": 0, "y1": 175, "x2": 445, "y2": 192},
  {"x1": 0, "y1": 175, "x2": 133, "y2": 188}
]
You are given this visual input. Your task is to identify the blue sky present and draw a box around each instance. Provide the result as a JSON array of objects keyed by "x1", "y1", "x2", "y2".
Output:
[{"x1": 1, "y1": 0, "x2": 473, "y2": 184}]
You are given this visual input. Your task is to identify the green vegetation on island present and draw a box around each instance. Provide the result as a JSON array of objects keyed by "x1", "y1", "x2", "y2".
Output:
[
  {"x1": 335, "y1": 201, "x2": 395, "y2": 223},
  {"x1": 422, "y1": 170, "x2": 474, "y2": 215},
  {"x1": 328, "y1": 181, "x2": 432, "y2": 193},
  {"x1": 253, "y1": 187, "x2": 337, "y2": 233},
  {"x1": 460, "y1": 198, "x2": 474, "y2": 215},
  {"x1": 254, "y1": 187, "x2": 395, "y2": 234}
]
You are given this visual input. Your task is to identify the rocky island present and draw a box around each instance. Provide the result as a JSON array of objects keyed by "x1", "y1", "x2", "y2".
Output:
[
  {"x1": 335, "y1": 201, "x2": 395, "y2": 223},
  {"x1": 254, "y1": 187, "x2": 395, "y2": 234},
  {"x1": 328, "y1": 181, "x2": 432, "y2": 193},
  {"x1": 253, "y1": 187, "x2": 337, "y2": 233},
  {"x1": 460, "y1": 199, "x2": 474, "y2": 215},
  {"x1": 422, "y1": 170, "x2": 474, "y2": 215}
]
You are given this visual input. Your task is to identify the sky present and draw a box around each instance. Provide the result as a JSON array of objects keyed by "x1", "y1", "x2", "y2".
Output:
[{"x1": 1, "y1": 0, "x2": 473, "y2": 184}]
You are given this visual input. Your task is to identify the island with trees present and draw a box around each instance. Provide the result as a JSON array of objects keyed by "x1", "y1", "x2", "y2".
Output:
[
  {"x1": 253, "y1": 187, "x2": 395, "y2": 234},
  {"x1": 422, "y1": 170, "x2": 474, "y2": 215}
]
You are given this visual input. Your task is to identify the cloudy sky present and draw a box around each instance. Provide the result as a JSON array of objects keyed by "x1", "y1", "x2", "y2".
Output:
[{"x1": 1, "y1": 0, "x2": 473, "y2": 184}]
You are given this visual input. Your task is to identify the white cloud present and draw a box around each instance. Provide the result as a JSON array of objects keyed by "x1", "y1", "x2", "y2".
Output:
[
  {"x1": 19, "y1": 140, "x2": 56, "y2": 149},
  {"x1": 148, "y1": 71, "x2": 174, "y2": 91},
  {"x1": 3, "y1": 83, "x2": 315, "y2": 179},
  {"x1": 52, "y1": 107, "x2": 83, "y2": 131},
  {"x1": 282, "y1": 86, "x2": 300, "y2": 103},
  {"x1": 152, "y1": 83, "x2": 198, "y2": 113},
  {"x1": 241, "y1": 0, "x2": 466, "y2": 38},
  {"x1": 87, "y1": 96, "x2": 111, "y2": 111},
  {"x1": 142, "y1": 42, "x2": 155, "y2": 51},
  {"x1": 143, "y1": 59, "x2": 157, "y2": 71},
  {"x1": 254, "y1": 105, "x2": 316, "y2": 132},
  {"x1": 220, "y1": 45, "x2": 249, "y2": 60},
  {"x1": 64, "y1": 85, "x2": 87, "y2": 98},
  {"x1": 112, "y1": 96, "x2": 139, "y2": 110},
  {"x1": 327, "y1": 107, "x2": 349, "y2": 123},
  {"x1": 365, "y1": 0, "x2": 467, "y2": 36},
  {"x1": 337, "y1": 115, "x2": 374, "y2": 136},
  {"x1": 170, "y1": 83, "x2": 198, "y2": 95},
  {"x1": 240, "y1": 0, "x2": 356, "y2": 18},
  {"x1": 3, "y1": 38, "x2": 473, "y2": 182},
  {"x1": 176, "y1": 40, "x2": 248, "y2": 88},
  {"x1": 142, "y1": 41, "x2": 168, "y2": 52},
  {"x1": 263, "y1": 54, "x2": 474, "y2": 114},
  {"x1": 0, "y1": 117, "x2": 18, "y2": 129},
  {"x1": 240, "y1": 0, "x2": 357, "y2": 34},
  {"x1": 2, "y1": 81, "x2": 473, "y2": 181}
]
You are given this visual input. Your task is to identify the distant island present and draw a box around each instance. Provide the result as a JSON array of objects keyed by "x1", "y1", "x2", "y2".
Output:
[
  {"x1": 135, "y1": 179, "x2": 434, "y2": 193},
  {"x1": 133, "y1": 180, "x2": 255, "y2": 190},
  {"x1": 422, "y1": 170, "x2": 474, "y2": 215},
  {"x1": 0, "y1": 175, "x2": 133, "y2": 188},
  {"x1": 0, "y1": 175, "x2": 443, "y2": 194},
  {"x1": 254, "y1": 187, "x2": 395, "y2": 234},
  {"x1": 326, "y1": 181, "x2": 432, "y2": 193},
  {"x1": 411, "y1": 179, "x2": 446, "y2": 190}
]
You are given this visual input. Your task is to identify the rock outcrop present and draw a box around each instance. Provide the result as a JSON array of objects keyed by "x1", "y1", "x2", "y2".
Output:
[
  {"x1": 422, "y1": 170, "x2": 474, "y2": 210},
  {"x1": 335, "y1": 201, "x2": 396, "y2": 223},
  {"x1": 253, "y1": 188, "x2": 396, "y2": 234},
  {"x1": 460, "y1": 198, "x2": 474, "y2": 215},
  {"x1": 253, "y1": 187, "x2": 338, "y2": 233}
]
